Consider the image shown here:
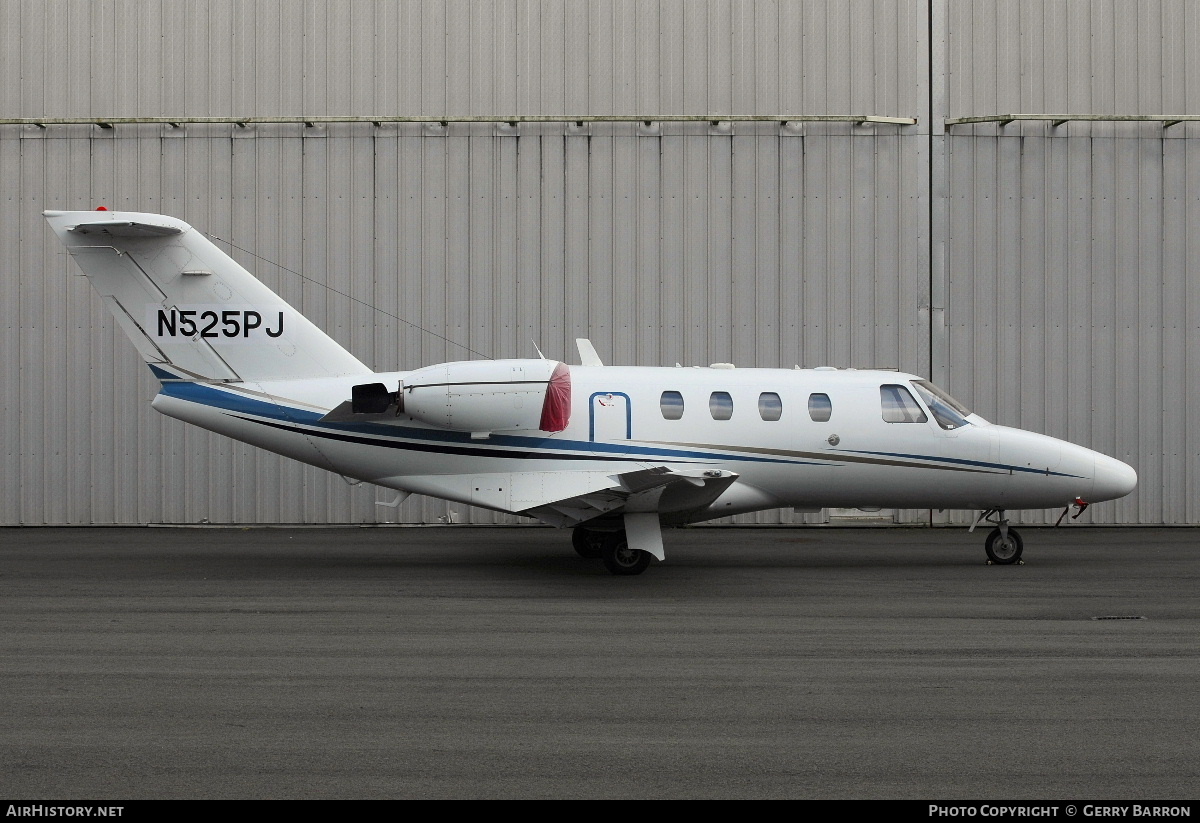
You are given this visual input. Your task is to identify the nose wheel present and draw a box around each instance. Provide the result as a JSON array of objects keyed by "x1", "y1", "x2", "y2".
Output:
[
  {"x1": 972, "y1": 508, "x2": 1025, "y2": 565},
  {"x1": 984, "y1": 526, "x2": 1024, "y2": 565}
]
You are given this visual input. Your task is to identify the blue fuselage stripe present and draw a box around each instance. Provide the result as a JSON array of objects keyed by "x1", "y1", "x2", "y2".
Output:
[
  {"x1": 152, "y1": 367, "x2": 1076, "y2": 477},
  {"x1": 155, "y1": 375, "x2": 807, "y2": 466}
]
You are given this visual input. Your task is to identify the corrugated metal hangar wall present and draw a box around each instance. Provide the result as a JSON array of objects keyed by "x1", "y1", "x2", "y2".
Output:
[{"x1": 2, "y1": 0, "x2": 1198, "y2": 526}]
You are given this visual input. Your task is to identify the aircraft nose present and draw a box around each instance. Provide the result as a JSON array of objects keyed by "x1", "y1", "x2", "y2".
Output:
[{"x1": 1092, "y1": 454, "x2": 1138, "y2": 502}]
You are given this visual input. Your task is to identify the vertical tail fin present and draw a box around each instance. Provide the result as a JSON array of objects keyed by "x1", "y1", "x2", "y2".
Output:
[{"x1": 44, "y1": 210, "x2": 371, "y2": 382}]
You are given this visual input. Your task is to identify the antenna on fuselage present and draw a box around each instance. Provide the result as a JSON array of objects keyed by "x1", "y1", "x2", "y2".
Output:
[{"x1": 575, "y1": 338, "x2": 604, "y2": 366}]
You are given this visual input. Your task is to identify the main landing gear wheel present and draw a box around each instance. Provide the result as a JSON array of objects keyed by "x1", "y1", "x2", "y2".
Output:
[
  {"x1": 601, "y1": 532, "x2": 652, "y2": 576},
  {"x1": 985, "y1": 527, "x2": 1024, "y2": 565},
  {"x1": 571, "y1": 527, "x2": 606, "y2": 559}
]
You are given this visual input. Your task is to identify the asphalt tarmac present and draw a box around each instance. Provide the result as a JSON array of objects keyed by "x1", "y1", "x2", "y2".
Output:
[{"x1": 1, "y1": 526, "x2": 1197, "y2": 800}]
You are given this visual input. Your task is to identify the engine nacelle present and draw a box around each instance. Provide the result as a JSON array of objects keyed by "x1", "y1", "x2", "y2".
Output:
[{"x1": 397, "y1": 359, "x2": 571, "y2": 433}]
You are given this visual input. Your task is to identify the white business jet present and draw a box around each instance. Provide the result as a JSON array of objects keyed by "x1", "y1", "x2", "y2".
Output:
[{"x1": 45, "y1": 210, "x2": 1137, "y2": 574}]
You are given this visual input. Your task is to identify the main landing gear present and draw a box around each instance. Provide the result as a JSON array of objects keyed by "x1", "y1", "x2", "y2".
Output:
[
  {"x1": 572, "y1": 527, "x2": 653, "y2": 576},
  {"x1": 971, "y1": 509, "x2": 1024, "y2": 565},
  {"x1": 571, "y1": 527, "x2": 605, "y2": 559}
]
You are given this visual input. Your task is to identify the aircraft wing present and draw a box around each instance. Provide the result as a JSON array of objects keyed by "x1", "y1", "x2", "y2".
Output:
[
  {"x1": 519, "y1": 465, "x2": 739, "y2": 528},
  {"x1": 387, "y1": 465, "x2": 739, "y2": 561}
]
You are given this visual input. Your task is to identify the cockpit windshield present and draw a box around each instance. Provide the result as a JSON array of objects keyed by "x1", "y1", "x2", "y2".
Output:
[{"x1": 912, "y1": 380, "x2": 971, "y2": 430}]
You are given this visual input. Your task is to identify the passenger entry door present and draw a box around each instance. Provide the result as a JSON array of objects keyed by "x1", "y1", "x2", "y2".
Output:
[{"x1": 589, "y1": 392, "x2": 631, "y2": 450}]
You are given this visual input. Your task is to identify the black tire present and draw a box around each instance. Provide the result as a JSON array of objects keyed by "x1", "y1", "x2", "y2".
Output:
[
  {"x1": 600, "y1": 532, "x2": 652, "y2": 576},
  {"x1": 571, "y1": 527, "x2": 605, "y2": 559},
  {"x1": 985, "y1": 527, "x2": 1023, "y2": 565}
]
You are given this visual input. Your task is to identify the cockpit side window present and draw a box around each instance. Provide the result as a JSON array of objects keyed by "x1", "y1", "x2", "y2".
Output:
[
  {"x1": 912, "y1": 380, "x2": 970, "y2": 430},
  {"x1": 880, "y1": 385, "x2": 928, "y2": 423}
]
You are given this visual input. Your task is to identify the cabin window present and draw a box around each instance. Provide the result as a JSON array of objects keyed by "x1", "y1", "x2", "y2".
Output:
[
  {"x1": 758, "y1": 392, "x2": 782, "y2": 421},
  {"x1": 808, "y1": 393, "x2": 832, "y2": 422},
  {"x1": 709, "y1": 391, "x2": 734, "y2": 420},
  {"x1": 880, "y1": 384, "x2": 928, "y2": 423},
  {"x1": 660, "y1": 390, "x2": 685, "y2": 420}
]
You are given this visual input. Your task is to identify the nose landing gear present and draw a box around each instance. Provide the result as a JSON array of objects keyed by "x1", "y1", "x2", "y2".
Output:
[
  {"x1": 984, "y1": 525, "x2": 1024, "y2": 564},
  {"x1": 971, "y1": 509, "x2": 1024, "y2": 565}
]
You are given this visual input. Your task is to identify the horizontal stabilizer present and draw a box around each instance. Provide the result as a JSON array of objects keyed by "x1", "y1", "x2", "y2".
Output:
[{"x1": 69, "y1": 220, "x2": 183, "y2": 238}]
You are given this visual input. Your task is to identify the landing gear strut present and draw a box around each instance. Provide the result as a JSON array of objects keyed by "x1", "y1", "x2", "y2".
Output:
[{"x1": 972, "y1": 509, "x2": 1024, "y2": 565}]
